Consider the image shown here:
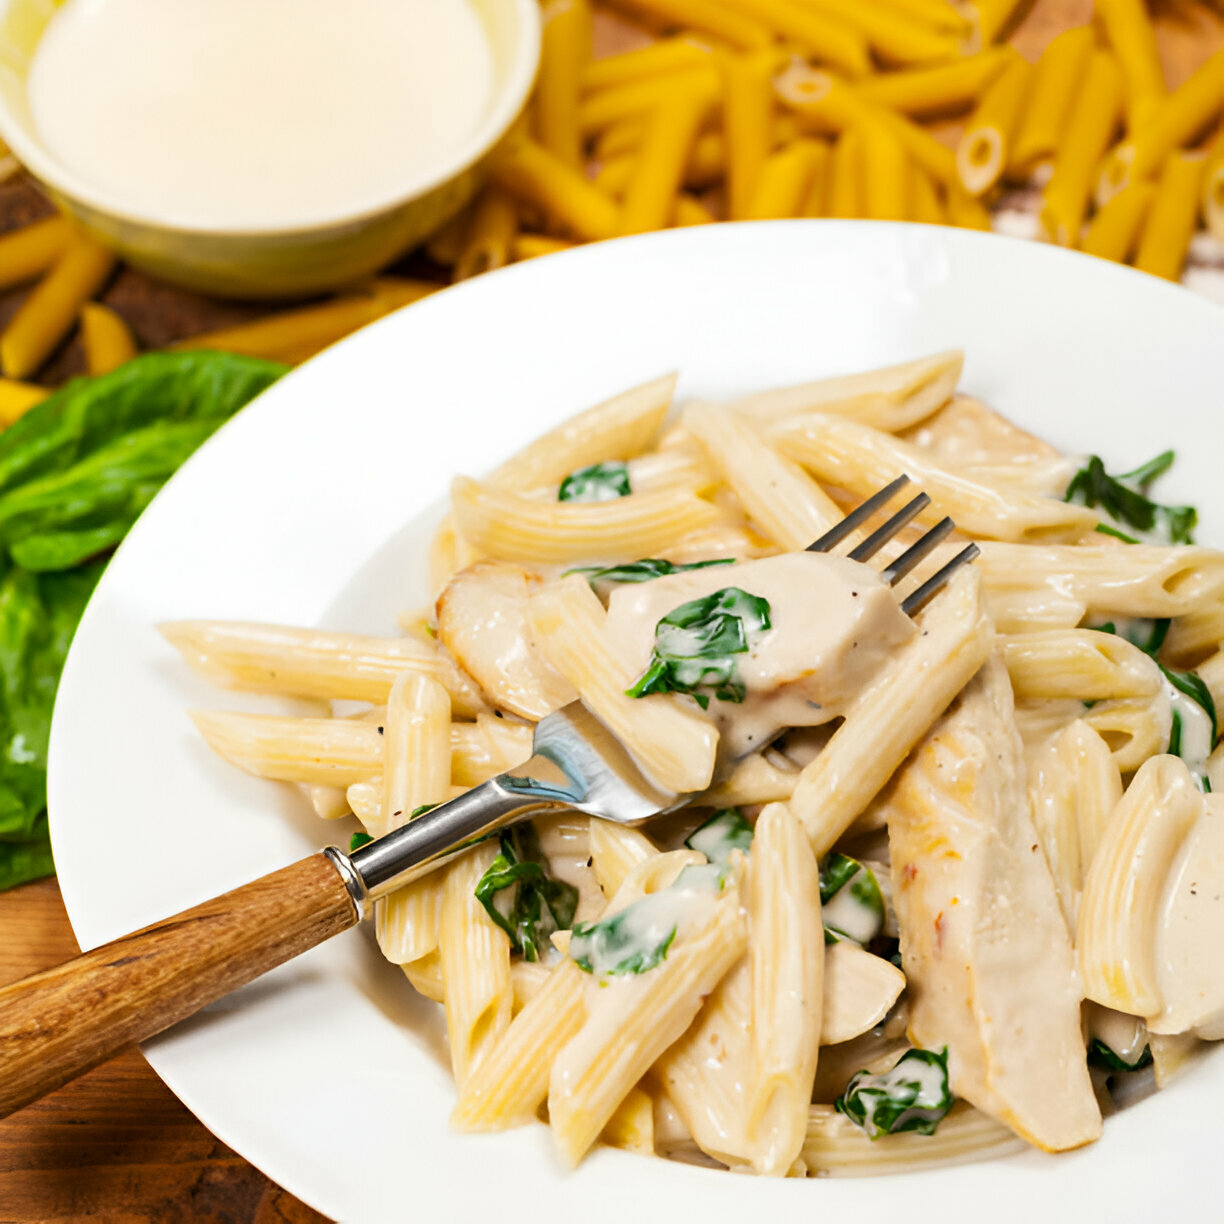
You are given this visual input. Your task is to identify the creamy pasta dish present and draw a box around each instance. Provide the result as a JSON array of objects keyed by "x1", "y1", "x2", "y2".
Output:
[{"x1": 163, "y1": 350, "x2": 1224, "y2": 1177}]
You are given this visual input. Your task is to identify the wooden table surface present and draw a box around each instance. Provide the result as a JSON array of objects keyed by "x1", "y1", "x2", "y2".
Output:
[{"x1": 1, "y1": 2, "x2": 1222, "y2": 1221}]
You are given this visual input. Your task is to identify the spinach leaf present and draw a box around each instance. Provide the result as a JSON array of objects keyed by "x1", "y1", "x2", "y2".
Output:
[
  {"x1": 819, "y1": 852, "x2": 885, "y2": 946},
  {"x1": 685, "y1": 807, "x2": 753, "y2": 868},
  {"x1": 474, "y1": 825, "x2": 578, "y2": 962},
  {"x1": 1088, "y1": 1039, "x2": 1153, "y2": 1073},
  {"x1": 349, "y1": 832, "x2": 373, "y2": 852},
  {"x1": 836, "y1": 1047, "x2": 954, "y2": 1139},
  {"x1": 626, "y1": 586, "x2": 771, "y2": 710},
  {"x1": 570, "y1": 904, "x2": 678, "y2": 977},
  {"x1": 0, "y1": 352, "x2": 286, "y2": 570},
  {"x1": 1092, "y1": 618, "x2": 1171, "y2": 656},
  {"x1": 558, "y1": 461, "x2": 631, "y2": 503},
  {"x1": 1065, "y1": 452, "x2": 1196, "y2": 545},
  {"x1": 565, "y1": 557, "x2": 734, "y2": 587}
]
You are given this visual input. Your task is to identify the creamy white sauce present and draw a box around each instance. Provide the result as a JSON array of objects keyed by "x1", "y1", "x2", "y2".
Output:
[
  {"x1": 823, "y1": 869, "x2": 884, "y2": 946},
  {"x1": 28, "y1": 0, "x2": 494, "y2": 227},
  {"x1": 605, "y1": 552, "x2": 915, "y2": 760},
  {"x1": 1166, "y1": 677, "x2": 1215, "y2": 789}
]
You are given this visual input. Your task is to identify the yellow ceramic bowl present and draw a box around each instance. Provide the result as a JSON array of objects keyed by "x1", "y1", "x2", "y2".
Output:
[{"x1": 0, "y1": 0, "x2": 539, "y2": 299}]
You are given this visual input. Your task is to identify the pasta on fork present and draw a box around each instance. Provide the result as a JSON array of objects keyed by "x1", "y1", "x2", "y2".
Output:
[{"x1": 166, "y1": 349, "x2": 1224, "y2": 1177}]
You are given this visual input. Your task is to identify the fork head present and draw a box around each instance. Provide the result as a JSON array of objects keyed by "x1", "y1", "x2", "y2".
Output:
[{"x1": 807, "y1": 474, "x2": 979, "y2": 615}]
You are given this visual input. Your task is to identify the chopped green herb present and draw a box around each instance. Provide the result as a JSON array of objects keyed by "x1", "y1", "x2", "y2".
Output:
[
  {"x1": 409, "y1": 802, "x2": 440, "y2": 819},
  {"x1": 349, "y1": 832, "x2": 374, "y2": 852},
  {"x1": 1087, "y1": 1039, "x2": 1153, "y2": 1073},
  {"x1": 1065, "y1": 452, "x2": 1196, "y2": 545},
  {"x1": 836, "y1": 1047, "x2": 954, "y2": 1139},
  {"x1": 558, "y1": 461, "x2": 631, "y2": 503},
  {"x1": 570, "y1": 862, "x2": 722, "y2": 978},
  {"x1": 626, "y1": 586, "x2": 771, "y2": 710},
  {"x1": 1092, "y1": 618, "x2": 1171, "y2": 656},
  {"x1": 819, "y1": 852, "x2": 885, "y2": 946},
  {"x1": 685, "y1": 808, "x2": 753, "y2": 868},
  {"x1": 474, "y1": 825, "x2": 578, "y2": 962},
  {"x1": 565, "y1": 557, "x2": 734, "y2": 587}
]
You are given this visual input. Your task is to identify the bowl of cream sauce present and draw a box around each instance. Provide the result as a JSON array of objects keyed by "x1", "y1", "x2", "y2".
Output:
[{"x1": 0, "y1": 0, "x2": 539, "y2": 297}]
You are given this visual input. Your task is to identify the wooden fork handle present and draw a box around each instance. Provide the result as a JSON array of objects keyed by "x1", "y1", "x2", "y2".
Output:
[{"x1": 0, "y1": 852, "x2": 359, "y2": 1119}]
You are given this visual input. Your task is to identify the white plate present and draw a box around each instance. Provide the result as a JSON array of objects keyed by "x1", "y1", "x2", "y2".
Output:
[{"x1": 49, "y1": 223, "x2": 1224, "y2": 1223}]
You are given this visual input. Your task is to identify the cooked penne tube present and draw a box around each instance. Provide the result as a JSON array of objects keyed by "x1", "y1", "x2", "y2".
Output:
[
  {"x1": 957, "y1": 54, "x2": 1032, "y2": 195},
  {"x1": 1039, "y1": 50, "x2": 1125, "y2": 247},
  {"x1": 602, "y1": 1086, "x2": 656, "y2": 1154},
  {"x1": 579, "y1": 64, "x2": 720, "y2": 136},
  {"x1": 1149, "y1": 1031, "x2": 1202, "y2": 1087},
  {"x1": 1164, "y1": 605, "x2": 1224, "y2": 669},
  {"x1": 582, "y1": 37, "x2": 712, "y2": 94},
  {"x1": 488, "y1": 372, "x2": 676, "y2": 491},
  {"x1": 1095, "y1": 0, "x2": 1165, "y2": 132},
  {"x1": 618, "y1": 88, "x2": 711, "y2": 235},
  {"x1": 802, "y1": 1103, "x2": 1026, "y2": 1176},
  {"x1": 452, "y1": 475, "x2": 720, "y2": 564},
  {"x1": 1081, "y1": 179, "x2": 1157, "y2": 262},
  {"x1": 1096, "y1": 47, "x2": 1224, "y2": 203},
  {"x1": 697, "y1": 752, "x2": 799, "y2": 806},
  {"x1": 1008, "y1": 26, "x2": 1094, "y2": 178},
  {"x1": 860, "y1": 118, "x2": 913, "y2": 221},
  {"x1": 598, "y1": 0, "x2": 773, "y2": 52},
  {"x1": 1002, "y1": 630, "x2": 1162, "y2": 701},
  {"x1": 974, "y1": 542, "x2": 1224, "y2": 619},
  {"x1": 820, "y1": 942, "x2": 905, "y2": 1044},
  {"x1": 588, "y1": 818, "x2": 659, "y2": 898},
  {"x1": 547, "y1": 873, "x2": 748, "y2": 1167},
  {"x1": 490, "y1": 134, "x2": 619, "y2": 241},
  {"x1": 825, "y1": 127, "x2": 864, "y2": 218},
  {"x1": 1205, "y1": 132, "x2": 1224, "y2": 240},
  {"x1": 159, "y1": 620, "x2": 488, "y2": 718},
  {"x1": 772, "y1": 413, "x2": 1098, "y2": 542},
  {"x1": 1133, "y1": 151, "x2": 1209, "y2": 282},
  {"x1": 681, "y1": 401, "x2": 842, "y2": 548},
  {"x1": 189, "y1": 711, "x2": 531, "y2": 788},
  {"x1": 306, "y1": 784, "x2": 350, "y2": 821},
  {"x1": 452, "y1": 957, "x2": 587, "y2": 1129},
  {"x1": 175, "y1": 279, "x2": 437, "y2": 360},
  {"x1": 747, "y1": 802, "x2": 823, "y2": 1176},
  {"x1": 79, "y1": 302, "x2": 137, "y2": 374},
  {"x1": 454, "y1": 188, "x2": 518, "y2": 281},
  {"x1": 529, "y1": 574, "x2": 718, "y2": 794},
  {"x1": 723, "y1": 49, "x2": 778, "y2": 219},
  {"x1": 790, "y1": 567, "x2": 994, "y2": 855},
  {"x1": 732, "y1": 347, "x2": 962, "y2": 430},
  {"x1": 1083, "y1": 693, "x2": 1174, "y2": 774},
  {"x1": 776, "y1": 64, "x2": 959, "y2": 187},
  {"x1": 719, "y1": 0, "x2": 870, "y2": 77},
  {"x1": 440, "y1": 842, "x2": 515, "y2": 1087},
  {"x1": 0, "y1": 378, "x2": 50, "y2": 425},
  {"x1": 536, "y1": 0, "x2": 590, "y2": 167},
  {"x1": 0, "y1": 215, "x2": 73, "y2": 293},
  {"x1": 797, "y1": 0, "x2": 961, "y2": 66},
  {"x1": 373, "y1": 675, "x2": 452, "y2": 964},
  {"x1": 1078, "y1": 755, "x2": 1203, "y2": 1017},
  {"x1": 858, "y1": 48, "x2": 1016, "y2": 120},
  {"x1": 0, "y1": 234, "x2": 116, "y2": 379},
  {"x1": 743, "y1": 138, "x2": 828, "y2": 219}
]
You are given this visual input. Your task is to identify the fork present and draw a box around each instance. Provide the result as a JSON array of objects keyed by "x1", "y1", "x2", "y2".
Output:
[{"x1": 0, "y1": 477, "x2": 977, "y2": 1119}]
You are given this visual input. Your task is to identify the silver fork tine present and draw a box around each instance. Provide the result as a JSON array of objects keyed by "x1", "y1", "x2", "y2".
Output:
[
  {"x1": 881, "y1": 516, "x2": 955, "y2": 586},
  {"x1": 806, "y1": 474, "x2": 911, "y2": 554},
  {"x1": 900, "y1": 543, "x2": 981, "y2": 616},
  {"x1": 848, "y1": 493, "x2": 931, "y2": 563}
]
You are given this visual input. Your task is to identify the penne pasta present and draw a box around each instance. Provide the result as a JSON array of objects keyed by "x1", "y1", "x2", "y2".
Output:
[
  {"x1": 957, "y1": 54, "x2": 1032, "y2": 196},
  {"x1": 1204, "y1": 131, "x2": 1224, "y2": 241},
  {"x1": 1039, "y1": 50, "x2": 1125, "y2": 247},
  {"x1": 0, "y1": 234, "x2": 116, "y2": 380},
  {"x1": 537, "y1": 0, "x2": 591, "y2": 167},
  {"x1": 681, "y1": 401, "x2": 842, "y2": 549},
  {"x1": 857, "y1": 48, "x2": 1017, "y2": 120},
  {"x1": 859, "y1": 118, "x2": 913, "y2": 222},
  {"x1": 719, "y1": 0, "x2": 870, "y2": 77},
  {"x1": 579, "y1": 64, "x2": 720, "y2": 136},
  {"x1": 772, "y1": 413, "x2": 1098, "y2": 542},
  {"x1": 797, "y1": 0, "x2": 961, "y2": 67},
  {"x1": 0, "y1": 215, "x2": 73, "y2": 293},
  {"x1": 743, "y1": 138, "x2": 829, "y2": 219},
  {"x1": 454, "y1": 188, "x2": 519, "y2": 281},
  {"x1": 746, "y1": 802, "x2": 822, "y2": 1176},
  {"x1": 723, "y1": 49, "x2": 779, "y2": 220},
  {"x1": 1008, "y1": 26, "x2": 1094, "y2": 179},
  {"x1": 1081, "y1": 179, "x2": 1157, "y2": 263},
  {"x1": 79, "y1": 302, "x2": 137, "y2": 375},
  {"x1": 582, "y1": 38, "x2": 712, "y2": 94},
  {"x1": 1133, "y1": 151, "x2": 1209, "y2": 282},
  {"x1": 588, "y1": 818, "x2": 659, "y2": 897},
  {"x1": 1001, "y1": 629, "x2": 1162, "y2": 702},
  {"x1": 966, "y1": 0, "x2": 1030, "y2": 45},
  {"x1": 824, "y1": 127, "x2": 864, "y2": 219},
  {"x1": 597, "y1": 0, "x2": 773, "y2": 52},
  {"x1": 789, "y1": 567, "x2": 994, "y2": 855},
  {"x1": 0, "y1": 378, "x2": 51, "y2": 426},
  {"x1": 1095, "y1": 0, "x2": 1166, "y2": 132}
]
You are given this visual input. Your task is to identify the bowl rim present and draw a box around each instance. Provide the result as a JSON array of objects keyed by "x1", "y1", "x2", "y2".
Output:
[{"x1": 0, "y1": 0, "x2": 540, "y2": 238}]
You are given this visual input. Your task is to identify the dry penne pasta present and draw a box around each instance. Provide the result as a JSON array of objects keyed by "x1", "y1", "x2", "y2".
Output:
[
  {"x1": 0, "y1": 214, "x2": 73, "y2": 293},
  {"x1": 723, "y1": 49, "x2": 779, "y2": 219},
  {"x1": 1008, "y1": 26, "x2": 1094, "y2": 178},
  {"x1": 1133, "y1": 151, "x2": 1209, "y2": 282},
  {"x1": 1095, "y1": 0, "x2": 1166, "y2": 133},
  {"x1": 79, "y1": 302, "x2": 137, "y2": 375},
  {"x1": 537, "y1": 0, "x2": 591, "y2": 167},
  {"x1": 857, "y1": 48, "x2": 1016, "y2": 120},
  {"x1": 957, "y1": 54, "x2": 1032, "y2": 196}
]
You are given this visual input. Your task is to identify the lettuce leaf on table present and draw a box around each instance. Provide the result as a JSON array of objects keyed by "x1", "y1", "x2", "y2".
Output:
[{"x1": 0, "y1": 351, "x2": 287, "y2": 890}]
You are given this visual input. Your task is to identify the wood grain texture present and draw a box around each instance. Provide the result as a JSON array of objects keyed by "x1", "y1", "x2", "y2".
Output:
[
  {"x1": 0, "y1": 880, "x2": 331, "y2": 1223},
  {"x1": 0, "y1": 855, "x2": 357, "y2": 1121}
]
